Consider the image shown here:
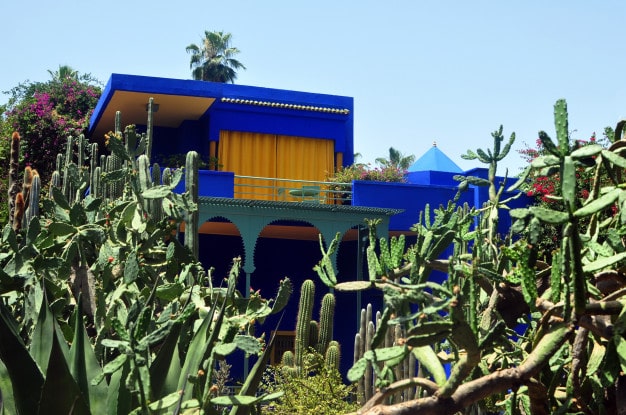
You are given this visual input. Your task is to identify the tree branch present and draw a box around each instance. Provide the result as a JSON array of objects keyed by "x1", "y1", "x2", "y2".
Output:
[{"x1": 356, "y1": 323, "x2": 572, "y2": 415}]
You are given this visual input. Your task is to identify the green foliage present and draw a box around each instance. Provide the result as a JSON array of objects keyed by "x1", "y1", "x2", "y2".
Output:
[
  {"x1": 0, "y1": 102, "x2": 290, "y2": 415},
  {"x1": 518, "y1": 129, "x2": 613, "y2": 258},
  {"x1": 186, "y1": 30, "x2": 246, "y2": 83},
  {"x1": 319, "y1": 99, "x2": 626, "y2": 414},
  {"x1": 261, "y1": 350, "x2": 359, "y2": 415},
  {"x1": 3, "y1": 72, "x2": 102, "y2": 184},
  {"x1": 374, "y1": 146, "x2": 416, "y2": 170},
  {"x1": 326, "y1": 163, "x2": 407, "y2": 203}
]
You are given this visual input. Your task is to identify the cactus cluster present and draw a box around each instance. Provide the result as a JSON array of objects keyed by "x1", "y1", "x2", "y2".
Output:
[
  {"x1": 352, "y1": 303, "x2": 418, "y2": 405},
  {"x1": 281, "y1": 279, "x2": 340, "y2": 374},
  {"x1": 0, "y1": 99, "x2": 294, "y2": 415},
  {"x1": 6, "y1": 132, "x2": 42, "y2": 232}
]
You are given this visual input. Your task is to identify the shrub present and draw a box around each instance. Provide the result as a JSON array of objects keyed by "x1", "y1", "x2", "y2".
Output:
[
  {"x1": 316, "y1": 101, "x2": 626, "y2": 414},
  {"x1": 518, "y1": 130, "x2": 614, "y2": 257},
  {"x1": 327, "y1": 163, "x2": 407, "y2": 202},
  {"x1": 4, "y1": 76, "x2": 101, "y2": 184},
  {"x1": 261, "y1": 350, "x2": 359, "y2": 415}
]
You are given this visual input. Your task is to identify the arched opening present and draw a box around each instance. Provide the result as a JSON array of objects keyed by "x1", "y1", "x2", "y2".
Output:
[
  {"x1": 197, "y1": 216, "x2": 245, "y2": 283},
  {"x1": 251, "y1": 219, "x2": 329, "y2": 366}
]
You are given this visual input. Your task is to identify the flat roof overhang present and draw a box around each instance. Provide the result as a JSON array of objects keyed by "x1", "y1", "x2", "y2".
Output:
[{"x1": 88, "y1": 74, "x2": 353, "y2": 140}]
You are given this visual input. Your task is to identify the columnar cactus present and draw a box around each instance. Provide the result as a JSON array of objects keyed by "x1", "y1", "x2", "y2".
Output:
[
  {"x1": 50, "y1": 170, "x2": 61, "y2": 195},
  {"x1": 8, "y1": 132, "x2": 21, "y2": 228},
  {"x1": 325, "y1": 340, "x2": 341, "y2": 371},
  {"x1": 62, "y1": 135, "x2": 74, "y2": 201},
  {"x1": 294, "y1": 279, "x2": 315, "y2": 370},
  {"x1": 89, "y1": 142, "x2": 99, "y2": 194},
  {"x1": 316, "y1": 292, "x2": 335, "y2": 355},
  {"x1": 352, "y1": 303, "x2": 419, "y2": 405},
  {"x1": 162, "y1": 167, "x2": 173, "y2": 187},
  {"x1": 146, "y1": 97, "x2": 154, "y2": 162},
  {"x1": 151, "y1": 163, "x2": 163, "y2": 221},
  {"x1": 281, "y1": 279, "x2": 339, "y2": 374},
  {"x1": 105, "y1": 154, "x2": 123, "y2": 200},
  {"x1": 21, "y1": 166, "x2": 33, "y2": 208},
  {"x1": 185, "y1": 151, "x2": 199, "y2": 258},
  {"x1": 24, "y1": 170, "x2": 41, "y2": 230}
]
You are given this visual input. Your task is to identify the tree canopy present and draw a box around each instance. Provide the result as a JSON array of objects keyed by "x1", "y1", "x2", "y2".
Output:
[
  {"x1": 186, "y1": 30, "x2": 246, "y2": 83},
  {"x1": 1, "y1": 68, "x2": 102, "y2": 186},
  {"x1": 375, "y1": 146, "x2": 415, "y2": 170}
]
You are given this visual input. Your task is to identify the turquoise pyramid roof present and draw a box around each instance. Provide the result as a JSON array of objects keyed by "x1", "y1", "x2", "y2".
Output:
[{"x1": 408, "y1": 142, "x2": 462, "y2": 173}]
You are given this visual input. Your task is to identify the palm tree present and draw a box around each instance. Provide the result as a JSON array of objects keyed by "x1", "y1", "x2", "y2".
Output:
[
  {"x1": 375, "y1": 147, "x2": 415, "y2": 170},
  {"x1": 48, "y1": 65, "x2": 78, "y2": 81},
  {"x1": 186, "y1": 31, "x2": 246, "y2": 83}
]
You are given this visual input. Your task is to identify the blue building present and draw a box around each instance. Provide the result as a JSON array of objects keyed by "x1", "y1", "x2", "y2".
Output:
[{"x1": 89, "y1": 74, "x2": 528, "y2": 377}]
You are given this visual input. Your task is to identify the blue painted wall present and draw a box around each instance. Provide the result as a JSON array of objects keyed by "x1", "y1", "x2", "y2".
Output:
[
  {"x1": 352, "y1": 180, "x2": 475, "y2": 231},
  {"x1": 172, "y1": 170, "x2": 235, "y2": 198},
  {"x1": 90, "y1": 74, "x2": 355, "y2": 167}
]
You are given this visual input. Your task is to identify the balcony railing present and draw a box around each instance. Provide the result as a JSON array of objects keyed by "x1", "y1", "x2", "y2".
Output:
[{"x1": 233, "y1": 175, "x2": 352, "y2": 205}]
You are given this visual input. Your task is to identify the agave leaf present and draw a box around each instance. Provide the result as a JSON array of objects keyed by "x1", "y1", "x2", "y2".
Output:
[
  {"x1": 30, "y1": 291, "x2": 69, "y2": 374},
  {"x1": 229, "y1": 313, "x2": 285, "y2": 415},
  {"x1": 106, "y1": 357, "x2": 133, "y2": 415},
  {"x1": 70, "y1": 296, "x2": 107, "y2": 413},
  {"x1": 0, "y1": 359, "x2": 17, "y2": 414},
  {"x1": 176, "y1": 306, "x2": 215, "y2": 399},
  {"x1": 150, "y1": 321, "x2": 183, "y2": 398},
  {"x1": 0, "y1": 302, "x2": 44, "y2": 415},
  {"x1": 147, "y1": 391, "x2": 182, "y2": 411},
  {"x1": 38, "y1": 327, "x2": 90, "y2": 415}
]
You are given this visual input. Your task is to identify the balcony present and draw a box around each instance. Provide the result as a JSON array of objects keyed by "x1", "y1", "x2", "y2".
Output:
[
  {"x1": 174, "y1": 168, "x2": 530, "y2": 234},
  {"x1": 176, "y1": 170, "x2": 353, "y2": 205},
  {"x1": 234, "y1": 175, "x2": 352, "y2": 205}
]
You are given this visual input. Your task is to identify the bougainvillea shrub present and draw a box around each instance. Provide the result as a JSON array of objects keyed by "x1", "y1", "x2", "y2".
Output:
[
  {"x1": 518, "y1": 130, "x2": 613, "y2": 257},
  {"x1": 5, "y1": 77, "x2": 101, "y2": 183},
  {"x1": 326, "y1": 163, "x2": 407, "y2": 203}
]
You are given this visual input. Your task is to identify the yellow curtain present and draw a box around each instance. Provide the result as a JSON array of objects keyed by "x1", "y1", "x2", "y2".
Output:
[
  {"x1": 219, "y1": 131, "x2": 277, "y2": 199},
  {"x1": 276, "y1": 135, "x2": 334, "y2": 181},
  {"x1": 277, "y1": 135, "x2": 334, "y2": 202},
  {"x1": 218, "y1": 131, "x2": 334, "y2": 201}
]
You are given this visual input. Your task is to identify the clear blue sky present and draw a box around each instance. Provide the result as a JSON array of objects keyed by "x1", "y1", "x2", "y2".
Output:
[{"x1": 3, "y1": 1, "x2": 626, "y2": 174}]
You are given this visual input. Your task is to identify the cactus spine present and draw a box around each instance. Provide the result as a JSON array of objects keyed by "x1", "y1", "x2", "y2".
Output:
[
  {"x1": 62, "y1": 135, "x2": 74, "y2": 201},
  {"x1": 8, "y1": 132, "x2": 21, "y2": 228},
  {"x1": 325, "y1": 340, "x2": 340, "y2": 371},
  {"x1": 13, "y1": 193, "x2": 25, "y2": 231},
  {"x1": 151, "y1": 163, "x2": 163, "y2": 221},
  {"x1": 316, "y1": 292, "x2": 335, "y2": 355},
  {"x1": 185, "y1": 151, "x2": 199, "y2": 258},
  {"x1": 21, "y1": 166, "x2": 33, "y2": 209},
  {"x1": 24, "y1": 171, "x2": 41, "y2": 230},
  {"x1": 146, "y1": 97, "x2": 154, "y2": 162}
]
